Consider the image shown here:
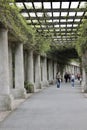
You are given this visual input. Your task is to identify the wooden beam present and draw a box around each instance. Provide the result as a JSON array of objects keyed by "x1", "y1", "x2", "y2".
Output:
[
  {"x1": 15, "y1": 0, "x2": 84, "y2": 2},
  {"x1": 25, "y1": 16, "x2": 87, "y2": 20},
  {"x1": 21, "y1": 8, "x2": 87, "y2": 13},
  {"x1": 27, "y1": 21, "x2": 81, "y2": 25}
]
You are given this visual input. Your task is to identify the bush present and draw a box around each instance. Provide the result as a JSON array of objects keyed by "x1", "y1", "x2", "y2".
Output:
[{"x1": 24, "y1": 81, "x2": 34, "y2": 93}]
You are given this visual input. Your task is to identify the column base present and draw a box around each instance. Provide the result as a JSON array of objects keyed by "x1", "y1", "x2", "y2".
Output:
[
  {"x1": 42, "y1": 81, "x2": 49, "y2": 87},
  {"x1": 0, "y1": 94, "x2": 13, "y2": 111},
  {"x1": 83, "y1": 86, "x2": 87, "y2": 93},
  {"x1": 49, "y1": 80, "x2": 54, "y2": 85},
  {"x1": 11, "y1": 88, "x2": 26, "y2": 99},
  {"x1": 81, "y1": 82, "x2": 87, "y2": 93},
  {"x1": 53, "y1": 79, "x2": 57, "y2": 84},
  {"x1": 84, "y1": 90, "x2": 87, "y2": 93},
  {"x1": 34, "y1": 82, "x2": 42, "y2": 89}
]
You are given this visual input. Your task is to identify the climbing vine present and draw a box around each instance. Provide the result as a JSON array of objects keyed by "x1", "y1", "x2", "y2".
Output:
[
  {"x1": 0, "y1": 0, "x2": 81, "y2": 68},
  {"x1": 34, "y1": 32, "x2": 51, "y2": 53},
  {"x1": 0, "y1": 0, "x2": 34, "y2": 43},
  {"x1": 74, "y1": 4, "x2": 87, "y2": 56},
  {"x1": 75, "y1": 19, "x2": 87, "y2": 56},
  {"x1": 0, "y1": 0, "x2": 52, "y2": 53}
]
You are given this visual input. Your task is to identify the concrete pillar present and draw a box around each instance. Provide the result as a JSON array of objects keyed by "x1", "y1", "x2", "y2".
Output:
[
  {"x1": 35, "y1": 54, "x2": 41, "y2": 89},
  {"x1": 52, "y1": 61, "x2": 54, "y2": 80},
  {"x1": 24, "y1": 51, "x2": 28, "y2": 82},
  {"x1": 54, "y1": 61, "x2": 57, "y2": 83},
  {"x1": 42, "y1": 57, "x2": 49, "y2": 87},
  {"x1": 82, "y1": 67, "x2": 86, "y2": 92},
  {"x1": 50, "y1": 60, "x2": 53, "y2": 80},
  {"x1": 73, "y1": 66, "x2": 75, "y2": 74},
  {"x1": 54, "y1": 61, "x2": 57, "y2": 79},
  {"x1": 0, "y1": 28, "x2": 13, "y2": 110},
  {"x1": 27, "y1": 50, "x2": 34, "y2": 84},
  {"x1": 48, "y1": 60, "x2": 53, "y2": 84},
  {"x1": 14, "y1": 43, "x2": 26, "y2": 98},
  {"x1": 81, "y1": 53, "x2": 87, "y2": 92},
  {"x1": 8, "y1": 44, "x2": 13, "y2": 89}
]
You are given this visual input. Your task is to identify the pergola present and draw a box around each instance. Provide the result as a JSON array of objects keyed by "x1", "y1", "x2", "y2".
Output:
[{"x1": 14, "y1": 0, "x2": 87, "y2": 45}]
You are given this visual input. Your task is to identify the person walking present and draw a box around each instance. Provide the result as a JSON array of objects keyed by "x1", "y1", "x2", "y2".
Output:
[
  {"x1": 56, "y1": 72, "x2": 61, "y2": 88},
  {"x1": 64, "y1": 72, "x2": 68, "y2": 83},
  {"x1": 71, "y1": 73, "x2": 75, "y2": 87}
]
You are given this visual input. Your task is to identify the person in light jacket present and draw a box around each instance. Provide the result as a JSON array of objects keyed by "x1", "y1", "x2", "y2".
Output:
[
  {"x1": 56, "y1": 72, "x2": 61, "y2": 88},
  {"x1": 71, "y1": 73, "x2": 75, "y2": 87}
]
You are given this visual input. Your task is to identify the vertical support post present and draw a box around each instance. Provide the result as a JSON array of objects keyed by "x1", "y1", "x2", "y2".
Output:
[
  {"x1": 42, "y1": 56, "x2": 49, "y2": 87},
  {"x1": 35, "y1": 54, "x2": 41, "y2": 89},
  {"x1": 14, "y1": 43, "x2": 26, "y2": 98},
  {"x1": 8, "y1": 44, "x2": 13, "y2": 89},
  {"x1": 0, "y1": 28, "x2": 13, "y2": 110}
]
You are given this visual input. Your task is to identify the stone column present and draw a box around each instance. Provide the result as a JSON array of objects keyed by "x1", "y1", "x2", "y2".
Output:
[
  {"x1": 14, "y1": 43, "x2": 26, "y2": 98},
  {"x1": 82, "y1": 67, "x2": 86, "y2": 92},
  {"x1": 48, "y1": 60, "x2": 53, "y2": 84},
  {"x1": 27, "y1": 51, "x2": 34, "y2": 83},
  {"x1": 35, "y1": 54, "x2": 41, "y2": 89},
  {"x1": 81, "y1": 53, "x2": 87, "y2": 92},
  {"x1": 8, "y1": 44, "x2": 13, "y2": 89},
  {"x1": 24, "y1": 51, "x2": 28, "y2": 82},
  {"x1": 0, "y1": 28, "x2": 13, "y2": 110},
  {"x1": 27, "y1": 50, "x2": 34, "y2": 84},
  {"x1": 54, "y1": 61, "x2": 57, "y2": 83},
  {"x1": 73, "y1": 66, "x2": 75, "y2": 74},
  {"x1": 42, "y1": 57, "x2": 49, "y2": 87}
]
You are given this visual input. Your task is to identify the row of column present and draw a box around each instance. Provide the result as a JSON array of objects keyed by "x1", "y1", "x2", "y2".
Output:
[
  {"x1": 0, "y1": 28, "x2": 83, "y2": 111},
  {"x1": 0, "y1": 28, "x2": 58, "y2": 111},
  {"x1": 24, "y1": 52, "x2": 58, "y2": 89},
  {"x1": 64, "y1": 65, "x2": 80, "y2": 75}
]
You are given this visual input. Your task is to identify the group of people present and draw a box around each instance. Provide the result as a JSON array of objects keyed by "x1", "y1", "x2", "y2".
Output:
[
  {"x1": 64, "y1": 72, "x2": 71, "y2": 83},
  {"x1": 56, "y1": 72, "x2": 82, "y2": 88}
]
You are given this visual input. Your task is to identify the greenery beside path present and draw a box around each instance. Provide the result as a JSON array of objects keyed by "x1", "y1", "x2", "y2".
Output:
[{"x1": 1, "y1": 0, "x2": 87, "y2": 73}]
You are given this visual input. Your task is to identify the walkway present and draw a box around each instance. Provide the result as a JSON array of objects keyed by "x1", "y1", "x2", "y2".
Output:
[{"x1": 0, "y1": 82, "x2": 87, "y2": 130}]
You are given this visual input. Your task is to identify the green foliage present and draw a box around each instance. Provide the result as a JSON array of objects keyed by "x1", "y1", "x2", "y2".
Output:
[
  {"x1": 0, "y1": 1, "x2": 52, "y2": 53},
  {"x1": 1, "y1": 0, "x2": 14, "y2": 3},
  {"x1": 0, "y1": 1, "x2": 34, "y2": 43},
  {"x1": 34, "y1": 32, "x2": 51, "y2": 53},
  {"x1": 51, "y1": 43, "x2": 75, "y2": 51},
  {"x1": 74, "y1": 4, "x2": 87, "y2": 56},
  {"x1": 0, "y1": 0, "x2": 83, "y2": 60},
  {"x1": 48, "y1": 45, "x2": 79, "y2": 65},
  {"x1": 24, "y1": 81, "x2": 34, "y2": 93},
  {"x1": 75, "y1": 19, "x2": 87, "y2": 56}
]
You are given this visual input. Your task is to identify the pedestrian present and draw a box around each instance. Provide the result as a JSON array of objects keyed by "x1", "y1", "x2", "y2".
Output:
[
  {"x1": 79, "y1": 75, "x2": 82, "y2": 85},
  {"x1": 64, "y1": 72, "x2": 68, "y2": 83},
  {"x1": 56, "y1": 72, "x2": 61, "y2": 88},
  {"x1": 71, "y1": 73, "x2": 75, "y2": 87}
]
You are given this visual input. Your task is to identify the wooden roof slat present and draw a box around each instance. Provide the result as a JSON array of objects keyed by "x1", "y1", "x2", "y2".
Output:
[
  {"x1": 28, "y1": 21, "x2": 81, "y2": 25},
  {"x1": 21, "y1": 8, "x2": 87, "y2": 13},
  {"x1": 25, "y1": 16, "x2": 87, "y2": 20},
  {"x1": 37, "y1": 26, "x2": 78, "y2": 29},
  {"x1": 15, "y1": 0, "x2": 86, "y2": 2},
  {"x1": 14, "y1": 0, "x2": 87, "y2": 44}
]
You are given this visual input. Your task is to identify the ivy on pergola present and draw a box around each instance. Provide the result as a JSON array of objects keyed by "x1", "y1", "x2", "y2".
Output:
[
  {"x1": 75, "y1": 18, "x2": 87, "y2": 56},
  {"x1": 14, "y1": 0, "x2": 87, "y2": 64},
  {"x1": 15, "y1": 0, "x2": 87, "y2": 45},
  {"x1": 0, "y1": 0, "x2": 87, "y2": 67},
  {"x1": 0, "y1": 0, "x2": 51, "y2": 53}
]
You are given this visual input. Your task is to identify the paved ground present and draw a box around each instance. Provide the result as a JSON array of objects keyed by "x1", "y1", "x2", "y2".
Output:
[{"x1": 0, "y1": 81, "x2": 87, "y2": 130}]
